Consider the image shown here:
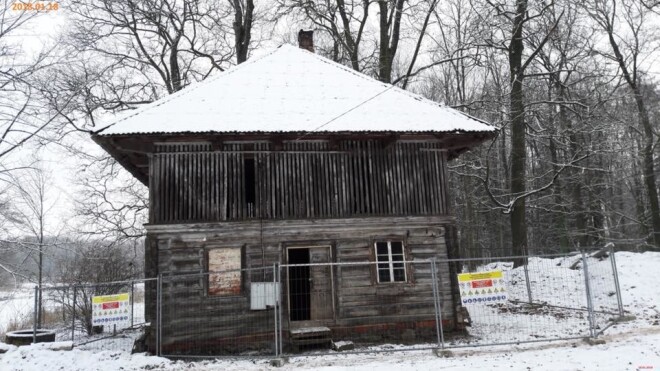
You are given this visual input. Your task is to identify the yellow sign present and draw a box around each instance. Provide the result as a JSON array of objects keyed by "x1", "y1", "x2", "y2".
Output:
[
  {"x1": 457, "y1": 270, "x2": 503, "y2": 282},
  {"x1": 457, "y1": 270, "x2": 508, "y2": 306},
  {"x1": 92, "y1": 293, "x2": 130, "y2": 304}
]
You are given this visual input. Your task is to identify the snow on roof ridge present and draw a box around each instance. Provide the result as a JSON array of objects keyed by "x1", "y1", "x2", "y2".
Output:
[{"x1": 94, "y1": 45, "x2": 286, "y2": 135}]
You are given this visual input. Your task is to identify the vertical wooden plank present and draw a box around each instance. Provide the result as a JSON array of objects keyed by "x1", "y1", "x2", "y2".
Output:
[
  {"x1": 238, "y1": 144, "x2": 245, "y2": 220},
  {"x1": 323, "y1": 144, "x2": 331, "y2": 217},
  {"x1": 430, "y1": 146, "x2": 441, "y2": 214},
  {"x1": 341, "y1": 141, "x2": 349, "y2": 216},
  {"x1": 192, "y1": 145, "x2": 198, "y2": 221},
  {"x1": 407, "y1": 143, "x2": 418, "y2": 214},
  {"x1": 311, "y1": 143, "x2": 320, "y2": 218},
  {"x1": 358, "y1": 141, "x2": 366, "y2": 214},
  {"x1": 383, "y1": 145, "x2": 394, "y2": 215},
  {"x1": 201, "y1": 148, "x2": 206, "y2": 221},
  {"x1": 279, "y1": 150, "x2": 286, "y2": 218},
  {"x1": 333, "y1": 151, "x2": 339, "y2": 217},
  {"x1": 375, "y1": 143, "x2": 387, "y2": 215},
  {"x1": 285, "y1": 146, "x2": 292, "y2": 218},
  {"x1": 441, "y1": 151, "x2": 449, "y2": 214},
  {"x1": 148, "y1": 154, "x2": 155, "y2": 223},
  {"x1": 222, "y1": 151, "x2": 228, "y2": 220},
  {"x1": 366, "y1": 140, "x2": 376, "y2": 215},
  {"x1": 424, "y1": 146, "x2": 435, "y2": 214},
  {"x1": 185, "y1": 145, "x2": 191, "y2": 221},
  {"x1": 175, "y1": 151, "x2": 181, "y2": 222},
  {"x1": 412, "y1": 144, "x2": 425, "y2": 214},
  {"x1": 226, "y1": 145, "x2": 233, "y2": 220},
  {"x1": 165, "y1": 153, "x2": 170, "y2": 222},
  {"x1": 349, "y1": 141, "x2": 357, "y2": 214}
]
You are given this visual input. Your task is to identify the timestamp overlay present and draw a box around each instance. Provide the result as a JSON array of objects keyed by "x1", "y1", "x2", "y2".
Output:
[{"x1": 11, "y1": 2, "x2": 60, "y2": 11}]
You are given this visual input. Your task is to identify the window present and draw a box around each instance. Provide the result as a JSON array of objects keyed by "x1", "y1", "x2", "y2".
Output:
[
  {"x1": 375, "y1": 241, "x2": 407, "y2": 283},
  {"x1": 208, "y1": 248, "x2": 242, "y2": 296}
]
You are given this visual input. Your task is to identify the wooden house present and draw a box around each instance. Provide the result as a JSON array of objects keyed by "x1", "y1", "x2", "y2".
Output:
[{"x1": 92, "y1": 33, "x2": 496, "y2": 354}]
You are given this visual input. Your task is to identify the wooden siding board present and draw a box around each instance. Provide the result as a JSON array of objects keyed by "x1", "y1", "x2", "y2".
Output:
[{"x1": 150, "y1": 141, "x2": 450, "y2": 224}]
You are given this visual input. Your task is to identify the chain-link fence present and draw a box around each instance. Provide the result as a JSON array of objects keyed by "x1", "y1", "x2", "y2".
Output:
[
  {"x1": 152, "y1": 247, "x2": 624, "y2": 358},
  {"x1": 442, "y1": 250, "x2": 621, "y2": 349},
  {"x1": 158, "y1": 266, "x2": 278, "y2": 357},
  {"x1": 19, "y1": 247, "x2": 624, "y2": 358}
]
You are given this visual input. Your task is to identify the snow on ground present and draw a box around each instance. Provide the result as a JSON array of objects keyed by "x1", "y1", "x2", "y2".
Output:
[
  {"x1": 0, "y1": 285, "x2": 36, "y2": 335},
  {"x1": 1, "y1": 251, "x2": 659, "y2": 370}
]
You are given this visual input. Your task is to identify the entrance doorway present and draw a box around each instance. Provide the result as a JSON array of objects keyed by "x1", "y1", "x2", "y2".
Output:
[{"x1": 286, "y1": 246, "x2": 334, "y2": 323}]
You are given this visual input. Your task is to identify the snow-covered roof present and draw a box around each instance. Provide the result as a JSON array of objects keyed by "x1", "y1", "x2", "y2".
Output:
[{"x1": 96, "y1": 44, "x2": 495, "y2": 136}]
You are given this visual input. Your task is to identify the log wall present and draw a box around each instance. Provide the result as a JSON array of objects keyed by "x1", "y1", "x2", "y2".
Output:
[{"x1": 145, "y1": 216, "x2": 459, "y2": 353}]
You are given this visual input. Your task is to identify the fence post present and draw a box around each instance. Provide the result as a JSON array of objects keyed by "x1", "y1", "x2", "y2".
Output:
[
  {"x1": 71, "y1": 285, "x2": 77, "y2": 342},
  {"x1": 430, "y1": 260, "x2": 445, "y2": 349},
  {"x1": 581, "y1": 251, "x2": 596, "y2": 338},
  {"x1": 157, "y1": 274, "x2": 162, "y2": 356},
  {"x1": 608, "y1": 244, "x2": 624, "y2": 317},
  {"x1": 32, "y1": 285, "x2": 38, "y2": 344},
  {"x1": 523, "y1": 262, "x2": 533, "y2": 304},
  {"x1": 278, "y1": 263, "x2": 283, "y2": 354},
  {"x1": 131, "y1": 281, "x2": 135, "y2": 328},
  {"x1": 273, "y1": 263, "x2": 279, "y2": 357}
]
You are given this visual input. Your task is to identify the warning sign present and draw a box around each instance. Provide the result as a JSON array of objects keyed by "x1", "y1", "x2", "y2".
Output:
[
  {"x1": 92, "y1": 293, "x2": 130, "y2": 327},
  {"x1": 457, "y1": 270, "x2": 508, "y2": 306}
]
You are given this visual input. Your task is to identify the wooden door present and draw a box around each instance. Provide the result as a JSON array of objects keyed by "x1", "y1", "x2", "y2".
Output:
[{"x1": 309, "y1": 247, "x2": 334, "y2": 320}]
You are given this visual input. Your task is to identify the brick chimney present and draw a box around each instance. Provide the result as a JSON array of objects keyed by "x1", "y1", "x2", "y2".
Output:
[{"x1": 298, "y1": 30, "x2": 314, "y2": 53}]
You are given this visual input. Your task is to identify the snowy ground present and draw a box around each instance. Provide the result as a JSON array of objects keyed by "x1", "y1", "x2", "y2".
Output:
[{"x1": 1, "y1": 251, "x2": 659, "y2": 370}]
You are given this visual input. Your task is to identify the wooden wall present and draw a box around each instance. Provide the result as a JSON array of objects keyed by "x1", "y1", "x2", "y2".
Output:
[
  {"x1": 149, "y1": 140, "x2": 449, "y2": 224},
  {"x1": 145, "y1": 216, "x2": 458, "y2": 353}
]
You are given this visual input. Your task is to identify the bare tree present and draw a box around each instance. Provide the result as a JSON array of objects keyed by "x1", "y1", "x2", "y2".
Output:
[
  {"x1": 58, "y1": 240, "x2": 141, "y2": 335},
  {"x1": 584, "y1": 0, "x2": 660, "y2": 250},
  {"x1": 0, "y1": 3, "x2": 59, "y2": 161},
  {"x1": 7, "y1": 160, "x2": 61, "y2": 326},
  {"x1": 74, "y1": 152, "x2": 149, "y2": 242}
]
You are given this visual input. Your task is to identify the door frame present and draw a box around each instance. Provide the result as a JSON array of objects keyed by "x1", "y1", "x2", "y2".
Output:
[{"x1": 285, "y1": 245, "x2": 335, "y2": 326}]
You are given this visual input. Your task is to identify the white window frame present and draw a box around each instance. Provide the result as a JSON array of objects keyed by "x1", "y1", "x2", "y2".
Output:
[{"x1": 374, "y1": 241, "x2": 407, "y2": 283}]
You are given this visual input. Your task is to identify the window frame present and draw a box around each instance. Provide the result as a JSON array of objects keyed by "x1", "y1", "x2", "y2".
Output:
[
  {"x1": 374, "y1": 240, "x2": 408, "y2": 283},
  {"x1": 205, "y1": 246, "x2": 245, "y2": 298}
]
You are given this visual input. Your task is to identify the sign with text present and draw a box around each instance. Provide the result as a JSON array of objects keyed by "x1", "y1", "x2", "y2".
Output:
[
  {"x1": 458, "y1": 270, "x2": 508, "y2": 306},
  {"x1": 92, "y1": 293, "x2": 130, "y2": 327}
]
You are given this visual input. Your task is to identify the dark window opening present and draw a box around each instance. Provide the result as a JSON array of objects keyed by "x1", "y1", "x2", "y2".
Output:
[
  {"x1": 244, "y1": 157, "x2": 256, "y2": 217},
  {"x1": 288, "y1": 248, "x2": 310, "y2": 321}
]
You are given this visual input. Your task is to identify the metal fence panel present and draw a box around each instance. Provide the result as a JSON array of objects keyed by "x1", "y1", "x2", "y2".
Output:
[
  {"x1": 440, "y1": 254, "x2": 593, "y2": 349},
  {"x1": 159, "y1": 267, "x2": 278, "y2": 358},
  {"x1": 33, "y1": 278, "x2": 154, "y2": 352},
  {"x1": 23, "y1": 249, "x2": 625, "y2": 358}
]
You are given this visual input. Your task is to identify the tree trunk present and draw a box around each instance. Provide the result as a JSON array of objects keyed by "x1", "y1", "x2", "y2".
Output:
[
  {"x1": 509, "y1": 0, "x2": 528, "y2": 265},
  {"x1": 233, "y1": 0, "x2": 254, "y2": 64},
  {"x1": 378, "y1": 0, "x2": 392, "y2": 83},
  {"x1": 633, "y1": 90, "x2": 660, "y2": 250}
]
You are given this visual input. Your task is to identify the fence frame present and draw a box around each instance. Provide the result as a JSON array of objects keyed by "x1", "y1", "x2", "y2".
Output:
[{"x1": 27, "y1": 249, "x2": 624, "y2": 358}]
